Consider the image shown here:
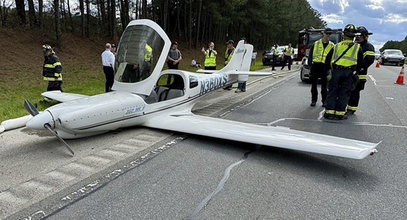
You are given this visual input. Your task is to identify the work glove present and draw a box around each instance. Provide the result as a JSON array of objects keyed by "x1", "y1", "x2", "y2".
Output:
[
  {"x1": 326, "y1": 70, "x2": 332, "y2": 81},
  {"x1": 351, "y1": 71, "x2": 360, "y2": 91}
]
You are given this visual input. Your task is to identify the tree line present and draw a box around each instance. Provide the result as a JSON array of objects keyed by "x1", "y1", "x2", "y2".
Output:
[
  {"x1": 0, "y1": 0, "x2": 326, "y2": 49},
  {"x1": 380, "y1": 36, "x2": 407, "y2": 54}
]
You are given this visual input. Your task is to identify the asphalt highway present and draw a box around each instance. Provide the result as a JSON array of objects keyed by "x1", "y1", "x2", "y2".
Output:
[{"x1": 44, "y1": 63, "x2": 407, "y2": 219}]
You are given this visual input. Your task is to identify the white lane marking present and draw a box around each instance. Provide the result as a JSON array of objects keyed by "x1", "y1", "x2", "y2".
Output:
[
  {"x1": 369, "y1": 75, "x2": 377, "y2": 85},
  {"x1": 257, "y1": 118, "x2": 407, "y2": 129},
  {"x1": 385, "y1": 97, "x2": 394, "y2": 100}
]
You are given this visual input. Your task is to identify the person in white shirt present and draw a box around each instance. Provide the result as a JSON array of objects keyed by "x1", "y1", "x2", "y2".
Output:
[{"x1": 101, "y1": 43, "x2": 115, "y2": 92}]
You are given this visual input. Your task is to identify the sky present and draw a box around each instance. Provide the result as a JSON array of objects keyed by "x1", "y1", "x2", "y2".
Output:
[{"x1": 307, "y1": 0, "x2": 407, "y2": 51}]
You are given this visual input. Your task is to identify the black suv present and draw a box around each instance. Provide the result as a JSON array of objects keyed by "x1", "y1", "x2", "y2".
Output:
[{"x1": 262, "y1": 46, "x2": 287, "y2": 66}]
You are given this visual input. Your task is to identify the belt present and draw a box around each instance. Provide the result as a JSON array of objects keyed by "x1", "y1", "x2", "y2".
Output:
[
  {"x1": 103, "y1": 65, "x2": 113, "y2": 68},
  {"x1": 332, "y1": 64, "x2": 355, "y2": 70}
]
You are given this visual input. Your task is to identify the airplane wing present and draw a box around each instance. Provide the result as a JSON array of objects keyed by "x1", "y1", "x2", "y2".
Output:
[
  {"x1": 42, "y1": 91, "x2": 89, "y2": 102},
  {"x1": 144, "y1": 113, "x2": 379, "y2": 159}
]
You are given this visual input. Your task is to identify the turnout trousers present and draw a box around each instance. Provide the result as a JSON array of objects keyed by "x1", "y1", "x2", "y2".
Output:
[
  {"x1": 325, "y1": 68, "x2": 353, "y2": 116},
  {"x1": 347, "y1": 80, "x2": 366, "y2": 113},
  {"x1": 310, "y1": 63, "x2": 328, "y2": 104}
]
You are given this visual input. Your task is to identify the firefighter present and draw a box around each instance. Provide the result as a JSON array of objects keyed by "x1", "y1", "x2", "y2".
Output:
[
  {"x1": 42, "y1": 44, "x2": 63, "y2": 92},
  {"x1": 346, "y1": 26, "x2": 375, "y2": 115},
  {"x1": 323, "y1": 24, "x2": 363, "y2": 120},
  {"x1": 281, "y1": 43, "x2": 294, "y2": 71},
  {"x1": 202, "y1": 42, "x2": 217, "y2": 71},
  {"x1": 308, "y1": 28, "x2": 335, "y2": 107}
]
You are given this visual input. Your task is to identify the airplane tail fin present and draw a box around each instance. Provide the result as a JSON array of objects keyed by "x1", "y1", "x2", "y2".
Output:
[{"x1": 221, "y1": 40, "x2": 253, "y2": 72}]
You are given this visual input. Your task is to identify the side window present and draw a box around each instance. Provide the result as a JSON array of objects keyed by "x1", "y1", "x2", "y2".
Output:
[
  {"x1": 155, "y1": 74, "x2": 185, "y2": 101},
  {"x1": 189, "y1": 75, "x2": 198, "y2": 88}
]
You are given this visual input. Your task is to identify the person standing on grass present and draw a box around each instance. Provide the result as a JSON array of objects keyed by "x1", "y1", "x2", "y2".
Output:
[
  {"x1": 42, "y1": 44, "x2": 63, "y2": 92},
  {"x1": 167, "y1": 42, "x2": 182, "y2": 69},
  {"x1": 202, "y1": 42, "x2": 217, "y2": 71},
  {"x1": 101, "y1": 43, "x2": 115, "y2": 92}
]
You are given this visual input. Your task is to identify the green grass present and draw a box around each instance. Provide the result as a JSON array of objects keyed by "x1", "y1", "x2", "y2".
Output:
[
  {"x1": 0, "y1": 79, "x2": 105, "y2": 122},
  {"x1": 0, "y1": 50, "x2": 269, "y2": 123}
]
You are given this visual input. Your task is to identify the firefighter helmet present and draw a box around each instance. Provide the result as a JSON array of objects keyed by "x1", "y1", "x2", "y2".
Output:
[
  {"x1": 343, "y1": 24, "x2": 357, "y2": 37},
  {"x1": 357, "y1": 26, "x2": 372, "y2": 36},
  {"x1": 42, "y1": 44, "x2": 52, "y2": 51}
]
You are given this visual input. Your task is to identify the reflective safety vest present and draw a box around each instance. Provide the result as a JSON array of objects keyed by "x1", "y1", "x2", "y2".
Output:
[
  {"x1": 312, "y1": 39, "x2": 334, "y2": 63},
  {"x1": 273, "y1": 48, "x2": 279, "y2": 56},
  {"x1": 225, "y1": 48, "x2": 234, "y2": 65},
  {"x1": 331, "y1": 40, "x2": 360, "y2": 67},
  {"x1": 144, "y1": 44, "x2": 153, "y2": 62},
  {"x1": 43, "y1": 55, "x2": 62, "y2": 81},
  {"x1": 204, "y1": 50, "x2": 217, "y2": 67},
  {"x1": 285, "y1": 47, "x2": 294, "y2": 56},
  {"x1": 363, "y1": 50, "x2": 375, "y2": 58}
]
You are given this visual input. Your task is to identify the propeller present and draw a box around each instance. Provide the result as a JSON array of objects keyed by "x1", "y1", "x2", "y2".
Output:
[
  {"x1": 24, "y1": 99, "x2": 75, "y2": 156},
  {"x1": 44, "y1": 123, "x2": 75, "y2": 156},
  {"x1": 24, "y1": 100, "x2": 39, "y2": 116}
]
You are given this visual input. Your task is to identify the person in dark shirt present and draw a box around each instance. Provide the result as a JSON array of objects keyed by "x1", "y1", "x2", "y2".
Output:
[
  {"x1": 167, "y1": 42, "x2": 182, "y2": 69},
  {"x1": 346, "y1": 26, "x2": 375, "y2": 115}
]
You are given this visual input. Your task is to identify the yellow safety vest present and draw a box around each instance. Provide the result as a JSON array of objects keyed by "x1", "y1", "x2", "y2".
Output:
[
  {"x1": 363, "y1": 50, "x2": 375, "y2": 58},
  {"x1": 204, "y1": 50, "x2": 217, "y2": 67},
  {"x1": 331, "y1": 40, "x2": 360, "y2": 67},
  {"x1": 312, "y1": 39, "x2": 334, "y2": 63},
  {"x1": 144, "y1": 44, "x2": 152, "y2": 62},
  {"x1": 273, "y1": 48, "x2": 279, "y2": 56},
  {"x1": 225, "y1": 48, "x2": 234, "y2": 65},
  {"x1": 285, "y1": 47, "x2": 294, "y2": 56}
]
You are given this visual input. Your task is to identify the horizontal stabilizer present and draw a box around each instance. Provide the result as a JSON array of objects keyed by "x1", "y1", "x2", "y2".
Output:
[
  {"x1": 145, "y1": 114, "x2": 379, "y2": 159},
  {"x1": 197, "y1": 69, "x2": 217, "y2": 74},
  {"x1": 225, "y1": 70, "x2": 273, "y2": 76},
  {"x1": 42, "y1": 91, "x2": 88, "y2": 102}
]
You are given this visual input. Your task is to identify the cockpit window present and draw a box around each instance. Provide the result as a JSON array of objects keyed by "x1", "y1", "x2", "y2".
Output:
[{"x1": 115, "y1": 25, "x2": 164, "y2": 83}]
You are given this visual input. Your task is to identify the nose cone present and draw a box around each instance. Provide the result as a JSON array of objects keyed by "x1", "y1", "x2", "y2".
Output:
[{"x1": 26, "y1": 111, "x2": 54, "y2": 129}]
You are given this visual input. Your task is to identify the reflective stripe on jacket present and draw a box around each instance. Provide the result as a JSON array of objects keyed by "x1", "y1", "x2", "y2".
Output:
[
  {"x1": 331, "y1": 40, "x2": 361, "y2": 67},
  {"x1": 43, "y1": 55, "x2": 62, "y2": 81},
  {"x1": 312, "y1": 39, "x2": 334, "y2": 63}
]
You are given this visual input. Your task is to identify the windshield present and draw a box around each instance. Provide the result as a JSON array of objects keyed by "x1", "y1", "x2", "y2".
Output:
[
  {"x1": 115, "y1": 25, "x2": 164, "y2": 83},
  {"x1": 385, "y1": 50, "x2": 403, "y2": 56},
  {"x1": 307, "y1": 33, "x2": 342, "y2": 46}
]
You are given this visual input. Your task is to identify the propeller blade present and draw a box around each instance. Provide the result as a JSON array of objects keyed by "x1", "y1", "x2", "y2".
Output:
[
  {"x1": 44, "y1": 123, "x2": 75, "y2": 156},
  {"x1": 24, "y1": 100, "x2": 39, "y2": 116}
]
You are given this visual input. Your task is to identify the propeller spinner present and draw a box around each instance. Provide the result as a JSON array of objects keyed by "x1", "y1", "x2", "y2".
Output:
[{"x1": 24, "y1": 100, "x2": 75, "y2": 156}]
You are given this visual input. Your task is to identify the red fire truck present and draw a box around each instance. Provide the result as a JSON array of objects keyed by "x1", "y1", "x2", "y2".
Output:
[{"x1": 296, "y1": 28, "x2": 342, "y2": 82}]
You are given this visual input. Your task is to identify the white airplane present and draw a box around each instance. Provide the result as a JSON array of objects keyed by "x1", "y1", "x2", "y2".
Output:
[{"x1": 24, "y1": 19, "x2": 379, "y2": 159}]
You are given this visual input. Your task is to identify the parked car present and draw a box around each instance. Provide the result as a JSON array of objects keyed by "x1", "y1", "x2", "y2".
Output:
[
  {"x1": 262, "y1": 46, "x2": 287, "y2": 66},
  {"x1": 379, "y1": 49, "x2": 405, "y2": 66}
]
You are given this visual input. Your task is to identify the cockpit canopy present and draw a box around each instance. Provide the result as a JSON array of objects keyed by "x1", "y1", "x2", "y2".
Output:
[{"x1": 115, "y1": 25, "x2": 165, "y2": 83}]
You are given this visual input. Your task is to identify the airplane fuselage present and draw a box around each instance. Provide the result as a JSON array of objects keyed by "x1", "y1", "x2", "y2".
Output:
[{"x1": 27, "y1": 70, "x2": 236, "y2": 139}]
